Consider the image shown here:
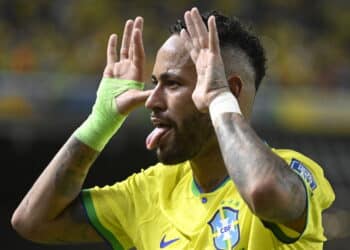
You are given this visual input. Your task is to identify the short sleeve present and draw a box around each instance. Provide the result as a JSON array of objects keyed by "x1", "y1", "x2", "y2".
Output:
[
  {"x1": 264, "y1": 149, "x2": 335, "y2": 244},
  {"x1": 81, "y1": 183, "x2": 133, "y2": 249},
  {"x1": 81, "y1": 164, "x2": 163, "y2": 250}
]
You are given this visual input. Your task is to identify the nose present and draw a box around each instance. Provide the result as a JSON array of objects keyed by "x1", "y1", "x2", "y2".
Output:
[{"x1": 145, "y1": 84, "x2": 166, "y2": 111}]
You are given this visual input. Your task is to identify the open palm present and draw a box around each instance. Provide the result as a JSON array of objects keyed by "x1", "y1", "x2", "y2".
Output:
[
  {"x1": 102, "y1": 17, "x2": 151, "y2": 115},
  {"x1": 181, "y1": 8, "x2": 230, "y2": 113}
]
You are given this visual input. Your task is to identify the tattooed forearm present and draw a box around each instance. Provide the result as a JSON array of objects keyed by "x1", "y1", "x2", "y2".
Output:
[
  {"x1": 12, "y1": 136, "x2": 101, "y2": 242},
  {"x1": 213, "y1": 113, "x2": 306, "y2": 223},
  {"x1": 54, "y1": 138, "x2": 98, "y2": 197},
  {"x1": 25, "y1": 136, "x2": 99, "y2": 214}
]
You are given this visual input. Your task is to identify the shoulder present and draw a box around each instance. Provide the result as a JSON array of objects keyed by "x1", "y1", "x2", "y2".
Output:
[
  {"x1": 136, "y1": 161, "x2": 191, "y2": 190},
  {"x1": 272, "y1": 148, "x2": 335, "y2": 208},
  {"x1": 85, "y1": 161, "x2": 191, "y2": 197},
  {"x1": 272, "y1": 148, "x2": 320, "y2": 167},
  {"x1": 115, "y1": 161, "x2": 191, "y2": 192},
  {"x1": 269, "y1": 148, "x2": 335, "y2": 244},
  {"x1": 272, "y1": 148, "x2": 325, "y2": 182},
  {"x1": 140, "y1": 161, "x2": 191, "y2": 178}
]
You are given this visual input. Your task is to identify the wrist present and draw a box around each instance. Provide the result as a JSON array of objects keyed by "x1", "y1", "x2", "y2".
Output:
[
  {"x1": 209, "y1": 91, "x2": 242, "y2": 122},
  {"x1": 74, "y1": 78, "x2": 143, "y2": 151},
  {"x1": 74, "y1": 112, "x2": 126, "y2": 152}
]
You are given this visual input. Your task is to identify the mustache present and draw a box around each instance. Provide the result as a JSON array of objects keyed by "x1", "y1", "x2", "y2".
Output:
[{"x1": 150, "y1": 112, "x2": 176, "y2": 127}]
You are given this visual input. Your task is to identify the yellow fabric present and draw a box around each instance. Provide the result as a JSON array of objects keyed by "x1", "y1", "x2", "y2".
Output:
[{"x1": 82, "y1": 149, "x2": 335, "y2": 250}]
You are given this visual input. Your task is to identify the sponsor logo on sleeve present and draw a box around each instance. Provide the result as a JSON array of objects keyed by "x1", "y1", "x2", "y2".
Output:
[{"x1": 290, "y1": 159, "x2": 317, "y2": 190}]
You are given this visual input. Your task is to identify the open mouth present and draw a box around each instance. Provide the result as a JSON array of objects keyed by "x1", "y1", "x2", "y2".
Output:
[{"x1": 146, "y1": 117, "x2": 173, "y2": 150}]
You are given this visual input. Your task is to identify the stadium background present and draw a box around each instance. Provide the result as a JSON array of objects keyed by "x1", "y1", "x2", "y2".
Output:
[{"x1": 0, "y1": 0, "x2": 349, "y2": 249}]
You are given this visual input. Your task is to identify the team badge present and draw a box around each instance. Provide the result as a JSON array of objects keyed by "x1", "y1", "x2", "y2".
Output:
[{"x1": 208, "y1": 207, "x2": 240, "y2": 249}]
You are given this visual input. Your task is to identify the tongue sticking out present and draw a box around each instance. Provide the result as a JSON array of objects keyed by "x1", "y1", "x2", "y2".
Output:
[{"x1": 146, "y1": 127, "x2": 170, "y2": 150}]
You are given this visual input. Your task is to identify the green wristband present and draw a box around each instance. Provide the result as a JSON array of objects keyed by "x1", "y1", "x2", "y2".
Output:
[{"x1": 74, "y1": 78, "x2": 144, "y2": 151}]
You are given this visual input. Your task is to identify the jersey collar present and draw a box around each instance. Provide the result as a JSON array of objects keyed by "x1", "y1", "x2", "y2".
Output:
[{"x1": 191, "y1": 175, "x2": 231, "y2": 196}]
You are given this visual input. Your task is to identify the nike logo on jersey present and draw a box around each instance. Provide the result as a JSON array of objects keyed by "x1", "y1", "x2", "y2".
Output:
[{"x1": 160, "y1": 235, "x2": 179, "y2": 248}]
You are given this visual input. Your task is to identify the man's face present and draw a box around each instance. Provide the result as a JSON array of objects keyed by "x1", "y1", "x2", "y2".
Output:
[{"x1": 145, "y1": 35, "x2": 215, "y2": 164}]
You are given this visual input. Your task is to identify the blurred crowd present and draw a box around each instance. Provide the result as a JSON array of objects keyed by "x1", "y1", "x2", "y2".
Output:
[{"x1": 0, "y1": 0, "x2": 349, "y2": 89}]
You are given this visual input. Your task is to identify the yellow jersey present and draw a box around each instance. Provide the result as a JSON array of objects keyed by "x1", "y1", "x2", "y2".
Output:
[{"x1": 81, "y1": 148, "x2": 335, "y2": 249}]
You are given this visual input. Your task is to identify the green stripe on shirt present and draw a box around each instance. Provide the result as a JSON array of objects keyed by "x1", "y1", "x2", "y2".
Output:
[{"x1": 81, "y1": 190, "x2": 124, "y2": 250}]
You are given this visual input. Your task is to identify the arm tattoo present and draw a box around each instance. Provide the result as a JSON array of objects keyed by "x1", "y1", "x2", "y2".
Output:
[
  {"x1": 47, "y1": 199, "x2": 94, "y2": 244},
  {"x1": 213, "y1": 113, "x2": 306, "y2": 223},
  {"x1": 54, "y1": 137, "x2": 99, "y2": 197},
  {"x1": 12, "y1": 136, "x2": 103, "y2": 243}
]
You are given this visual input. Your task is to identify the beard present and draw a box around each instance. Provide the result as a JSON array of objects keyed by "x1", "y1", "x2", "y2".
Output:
[{"x1": 156, "y1": 111, "x2": 215, "y2": 165}]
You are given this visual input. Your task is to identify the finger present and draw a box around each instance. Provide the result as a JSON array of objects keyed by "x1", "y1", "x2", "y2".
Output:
[
  {"x1": 134, "y1": 16, "x2": 143, "y2": 32},
  {"x1": 191, "y1": 7, "x2": 208, "y2": 48},
  {"x1": 113, "y1": 61, "x2": 121, "y2": 77},
  {"x1": 180, "y1": 29, "x2": 198, "y2": 61},
  {"x1": 129, "y1": 17, "x2": 144, "y2": 60},
  {"x1": 134, "y1": 89, "x2": 153, "y2": 103},
  {"x1": 184, "y1": 10, "x2": 200, "y2": 49},
  {"x1": 133, "y1": 29, "x2": 145, "y2": 69},
  {"x1": 120, "y1": 20, "x2": 134, "y2": 60},
  {"x1": 107, "y1": 34, "x2": 118, "y2": 65},
  {"x1": 180, "y1": 28, "x2": 193, "y2": 52},
  {"x1": 117, "y1": 89, "x2": 153, "y2": 115},
  {"x1": 129, "y1": 43, "x2": 134, "y2": 61},
  {"x1": 208, "y1": 16, "x2": 220, "y2": 54}
]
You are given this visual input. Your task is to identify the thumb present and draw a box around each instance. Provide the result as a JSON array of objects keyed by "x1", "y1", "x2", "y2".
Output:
[
  {"x1": 116, "y1": 89, "x2": 152, "y2": 115},
  {"x1": 130, "y1": 89, "x2": 153, "y2": 103}
]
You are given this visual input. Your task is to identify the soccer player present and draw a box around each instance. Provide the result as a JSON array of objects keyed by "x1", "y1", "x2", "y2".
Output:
[{"x1": 12, "y1": 7, "x2": 335, "y2": 250}]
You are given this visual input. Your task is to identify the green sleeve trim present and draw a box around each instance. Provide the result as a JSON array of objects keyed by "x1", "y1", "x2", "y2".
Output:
[
  {"x1": 262, "y1": 174, "x2": 309, "y2": 244},
  {"x1": 81, "y1": 190, "x2": 124, "y2": 250},
  {"x1": 262, "y1": 221, "x2": 300, "y2": 244}
]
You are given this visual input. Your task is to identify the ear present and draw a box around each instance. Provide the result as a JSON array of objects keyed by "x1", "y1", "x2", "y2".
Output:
[{"x1": 227, "y1": 75, "x2": 242, "y2": 98}]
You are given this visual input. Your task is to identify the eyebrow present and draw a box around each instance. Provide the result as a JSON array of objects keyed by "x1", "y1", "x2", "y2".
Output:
[{"x1": 152, "y1": 72, "x2": 186, "y2": 84}]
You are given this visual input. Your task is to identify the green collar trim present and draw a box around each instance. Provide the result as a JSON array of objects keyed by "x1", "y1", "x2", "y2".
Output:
[{"x1": 191, "y1": 175, "x2": 231, "y2": 197}]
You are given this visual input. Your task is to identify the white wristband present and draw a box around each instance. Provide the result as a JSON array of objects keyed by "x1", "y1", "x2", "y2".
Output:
[{"x1": 209, "y1": 91, "x2": 242, "y2": 122}]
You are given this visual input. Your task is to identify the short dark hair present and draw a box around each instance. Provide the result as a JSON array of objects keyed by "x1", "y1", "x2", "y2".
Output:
[{"x1": 169, "y1": 10, "x2": 266, "y2": 90}]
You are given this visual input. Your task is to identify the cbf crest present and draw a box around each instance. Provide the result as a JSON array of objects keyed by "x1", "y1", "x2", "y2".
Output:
[{"x1": 208, "y1": 207, "x2": 240, "y2": 249}]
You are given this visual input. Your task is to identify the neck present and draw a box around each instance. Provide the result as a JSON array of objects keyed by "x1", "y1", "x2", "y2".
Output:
[{"x1": 190, "y1": 138, "x2": 228, "y2": 193}]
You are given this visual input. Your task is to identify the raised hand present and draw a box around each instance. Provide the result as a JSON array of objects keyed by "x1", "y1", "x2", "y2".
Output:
[
  {"x1": 181, "y1": 8, "x2": 230, "y2": 113},
  {"x1": 103, "y1": 17, "x2": 144, "y2": 81},
  {"x1": 103, "y1": 17, "x2": 151, "y2": 115}
]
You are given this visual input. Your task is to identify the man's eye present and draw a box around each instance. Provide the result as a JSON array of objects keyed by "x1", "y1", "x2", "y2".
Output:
[
  {"x1": 166, "y1": 80, "x2": 180, "y2": 89},
  {"x1": 151, "y1": 77, "x2": 158, "y2": 85}
]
